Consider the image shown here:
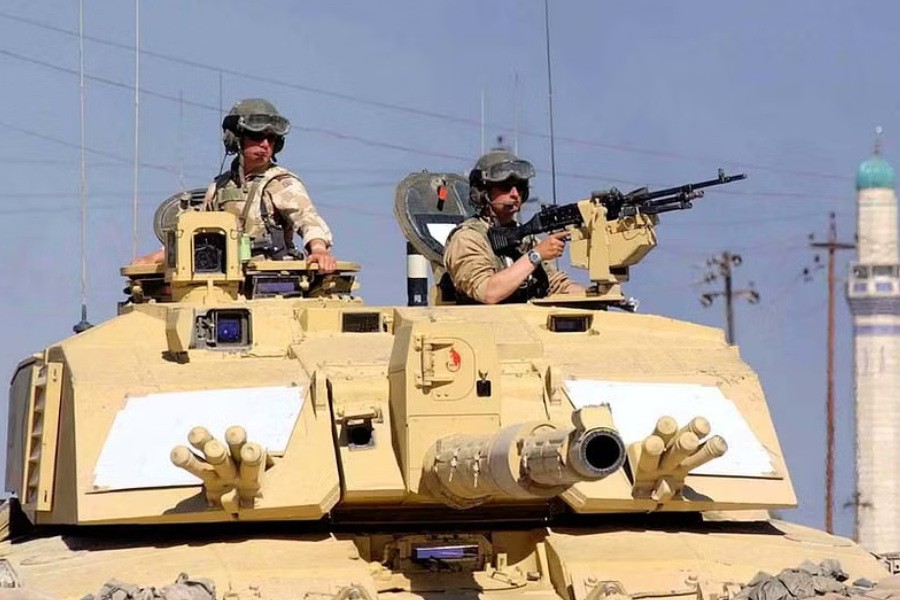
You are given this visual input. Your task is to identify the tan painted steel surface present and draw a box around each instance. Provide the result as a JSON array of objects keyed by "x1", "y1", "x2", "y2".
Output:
[{"x1": 3, "y1": 197, "x2": 889, "y2": 598}]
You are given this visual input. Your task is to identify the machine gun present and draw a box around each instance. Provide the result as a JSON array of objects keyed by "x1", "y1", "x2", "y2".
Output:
[
  {"x1": 487, "y1": 169, "x2": 746, "y2": 256},
  {"x1": 599, "y1": 168, "x2": 747, "y2": 220}
]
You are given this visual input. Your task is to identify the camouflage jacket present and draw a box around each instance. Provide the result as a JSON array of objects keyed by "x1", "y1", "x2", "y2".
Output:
[
  {"x1": 203, "y1": 164, "x2": 333, "y2": 248},
  {"x1": 443, "y1": 216, "x2": 575, "y2": 303}
]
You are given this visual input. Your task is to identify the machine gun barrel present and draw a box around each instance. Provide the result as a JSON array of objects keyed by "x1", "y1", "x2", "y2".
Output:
[
  {"x1": 595, "y1": 169, "x2": 747, "y2": 219},
  {"x1": 630, "y1": 170, "x2": 747, "y2": 205},
  {"x1": 487, "y1": 170, "x2": 746, "y2": 255},
  {"x1": 422, "y1": 413, "x2": 626, "y2": 510}
]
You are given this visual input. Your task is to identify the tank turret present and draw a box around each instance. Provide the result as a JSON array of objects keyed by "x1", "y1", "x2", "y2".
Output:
[{"x1": 2, "y1": 176, "x2": 893, "y2": 599}]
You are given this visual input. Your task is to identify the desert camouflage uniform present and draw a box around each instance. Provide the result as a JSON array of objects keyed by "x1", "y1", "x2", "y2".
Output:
[
  {"x1": 443, "y1": 216, "x2": 575, "y2": 304},
  {"x1": 204, "y1": 164, "x2": 332, "y2": 248}
]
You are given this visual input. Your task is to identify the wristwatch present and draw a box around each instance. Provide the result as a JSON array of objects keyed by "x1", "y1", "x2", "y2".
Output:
[{"x1": 527, "y1": 250, "x2": 542, "y2": 267}]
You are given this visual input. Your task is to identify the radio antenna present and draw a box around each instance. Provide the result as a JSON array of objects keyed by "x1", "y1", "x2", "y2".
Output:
[
  {"x1": 543, "y1": 0, "x2": 558, "y2": 205},
  {"x1": 480, "y1": 86, "x2": 486, "y2": 155},
  {"x1": 131, "y1": 0, "x2": 140, "y2": 260},
  {"x1": 73, "y1": 0, "x2": 92, "y2": 334},
  {"x1": 513, "y1": 71, "x2": 520, "y2": 155}
]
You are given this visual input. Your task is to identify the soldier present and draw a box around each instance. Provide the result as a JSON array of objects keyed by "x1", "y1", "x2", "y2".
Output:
[
  {"x1": 135, "y1": 98, "x2": 336, "y2": 272},
  {"x1": 443, "y1": 150, "x2": 584, "y2": 304}
]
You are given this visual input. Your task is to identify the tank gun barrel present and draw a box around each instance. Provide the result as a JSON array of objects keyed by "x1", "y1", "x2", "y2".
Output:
[{"x1": 423, "y1": 408, "x2": 626, "y2": 509}]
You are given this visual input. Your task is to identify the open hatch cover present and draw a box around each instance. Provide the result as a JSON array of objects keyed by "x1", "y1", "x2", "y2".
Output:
[{"x1": 394, "y1": 172, "x2": 474, "y2": 265}]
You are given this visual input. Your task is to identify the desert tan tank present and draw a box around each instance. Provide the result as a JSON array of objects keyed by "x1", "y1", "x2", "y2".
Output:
[{"x1": 1, "y1": 173, "x2": 893, "y2": 600}]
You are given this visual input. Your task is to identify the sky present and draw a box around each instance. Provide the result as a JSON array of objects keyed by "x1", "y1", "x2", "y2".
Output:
[{"x1": 0, "y1": 0, "x2": 897, "y2": 539}]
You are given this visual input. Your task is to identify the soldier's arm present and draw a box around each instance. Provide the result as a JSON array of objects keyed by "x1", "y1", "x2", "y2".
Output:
[
  {"x1": 268, "y1": 177, "x2": 334, "y2": 249},
  {"x1": 268, "y1": 177, "x2": 336, "y2": 272},
  {"x1": 444, "y1": 229, "x2": 537, "y2": 304}
]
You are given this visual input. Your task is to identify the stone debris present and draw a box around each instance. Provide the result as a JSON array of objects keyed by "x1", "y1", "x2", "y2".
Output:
[
  {"x1": 734, "y1": 560, "x2": 900, "y2": 600},
  {"x1": 80, "y1": 573, "x2": 215, "y2": 600}
]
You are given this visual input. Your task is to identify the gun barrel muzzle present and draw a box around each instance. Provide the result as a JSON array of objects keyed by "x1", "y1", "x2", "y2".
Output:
[
  {"x1": 170, "y1": 445, "x2": 217, "y2": 483},
  {"x1": 653, "y1": 416, "x2": 678, "y2": 446},
  {"x1": 203, "y1": 439, "x2": 239, "y2": 481},
  {"x1": 423, "y1": 420, "x2": 626, "y2": 509},
  {"x1": 658, "y1": 431, "x2": 700, "y2": 472},
  {"x1": 188, "y1": 426, "x2": 213, "y2": 452},
  {"x1": 237, "y1": 442, "x2": 266, "y2": 508},
  {"x1": 679, "y1": 435, "x2": 728, "y2": 472},
  {"x1": 225, "y1": 425, "x2": 248, "y2": 459},
  {"x1": 564, "y1": 427, "x2": 627, "y2": 481}
]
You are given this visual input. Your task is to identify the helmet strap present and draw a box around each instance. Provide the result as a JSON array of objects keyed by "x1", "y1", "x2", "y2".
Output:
[
  {"x1": 217, "y1": 150, "x2": 228, "y2": 177},
  {"x1": 237, "y1": 153, "x2": 247, "y2": 189}
]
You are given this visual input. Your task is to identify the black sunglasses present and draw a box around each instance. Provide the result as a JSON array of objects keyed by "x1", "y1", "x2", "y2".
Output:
[
  {"x1": 491, "y1": 180, "x2": 529, "y2": 195},
  {"x1": 244, "y1": 130, "x2": 279, "y2": 142}
]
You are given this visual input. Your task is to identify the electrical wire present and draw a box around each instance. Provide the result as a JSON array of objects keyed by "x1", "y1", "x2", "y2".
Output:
[
  {"x1": 0, "y1": 9, "x2": 860, "y2": 183},
  {"x1": 0, "y1": 46, "x2": 862, "y2": 202}
]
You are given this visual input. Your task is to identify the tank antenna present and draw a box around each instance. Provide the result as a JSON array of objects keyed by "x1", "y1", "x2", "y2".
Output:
[
  {"x1": 178, "y1": 89, "x2": 185, "y2": 190},
  {"x1": 543, "y1": 0, "x2": 558, "y2": 205},
  {"x1": 131, "y1": 0, "x2": 141, "y2": 260},
  {"x1": 480, "y1": 86, "x2": 486, "y2": 155},
  {"x1": 513, "y1": 71, "x2": 520, "y2": 156},
  {"x1": 73, "y1": 0, "x2": 92, "y2": 334}
]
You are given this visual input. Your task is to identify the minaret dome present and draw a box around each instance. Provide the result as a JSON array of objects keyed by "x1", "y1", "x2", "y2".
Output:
[
  {"x1": 857, "y1": 155, "x2": 895, "y2": 191},
  {"x1": 857, "y1": 128, "x2": 895, "y2": 191}
]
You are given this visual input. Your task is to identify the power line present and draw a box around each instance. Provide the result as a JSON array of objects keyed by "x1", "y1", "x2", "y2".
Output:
[
  {"x1": 0, "y1": 199, "x2": 394, "y2": 221},
  {"x1": 0, "y1": 9, "x2": 860, "y2": 183},
  {"x1": 0, "y1": 106, "x2": 848, "y2": 204},
  {"x1": 0, "y1": 45, "x2": 863, "y2": 199}
]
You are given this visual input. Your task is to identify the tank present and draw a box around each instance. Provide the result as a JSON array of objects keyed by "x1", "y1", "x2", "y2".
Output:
[{"x1": 1, "y1": 171, "x2": 893, "y2": 600}]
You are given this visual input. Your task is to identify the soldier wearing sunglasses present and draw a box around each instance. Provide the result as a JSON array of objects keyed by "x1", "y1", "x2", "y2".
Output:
[
  {"x1": 443, "y1": 149, "x2": 583, "y2": 304},
  {"x1": 204, "y1": 98, "x2": 336, "y2": 271}
]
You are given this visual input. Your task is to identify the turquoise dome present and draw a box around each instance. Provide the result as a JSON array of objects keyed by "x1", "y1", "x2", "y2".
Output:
[{"x1": 856, "y1": 155, "x2": 895, "y2": 190}]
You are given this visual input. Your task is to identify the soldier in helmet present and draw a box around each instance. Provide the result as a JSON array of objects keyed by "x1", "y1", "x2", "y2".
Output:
[
  {"x1": 209, "y1": 98, "x2": 335, "y2": 271},
  {"x1": 443, "y1": 150, "x2": 583, "y2": 304},
  {"x1": 135, "y1": 99, "x2": 336, "y2": 271}
]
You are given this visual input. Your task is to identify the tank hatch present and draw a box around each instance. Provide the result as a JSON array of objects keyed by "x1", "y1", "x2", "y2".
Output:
[{"x1": 393, "y1": 171, "x2": 473, "y2": 265}]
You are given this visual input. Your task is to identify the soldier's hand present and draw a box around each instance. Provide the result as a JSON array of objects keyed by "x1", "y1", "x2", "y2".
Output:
[
  {"x1": 308, "y1": 249, "x2": 337, "y2": 273},
  {"x1": 534, "y1": 231, "x2": 569, "y2": 262}
]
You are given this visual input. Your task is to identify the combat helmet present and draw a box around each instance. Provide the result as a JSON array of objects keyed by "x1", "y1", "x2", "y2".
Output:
[
  {"x1": 468, "y1": 149, "x2": 536, "y2": 209},
  {"x1": 221, "y1": 98, "x2": 291, "y2": 156}
]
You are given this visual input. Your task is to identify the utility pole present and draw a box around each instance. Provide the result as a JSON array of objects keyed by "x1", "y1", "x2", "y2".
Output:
[
  {"x1": 700, "y1": 251, "x2": 760, "y2": 344},
  {"x1": 809, "y1": 211, "x2": 855, "y2": 534},
  {"x1": 843, "y1": 492, "x2": 872, "y2": 543}
]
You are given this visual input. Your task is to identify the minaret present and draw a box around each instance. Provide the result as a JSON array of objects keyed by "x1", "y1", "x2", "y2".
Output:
[{"x1": 847, "y1": 129, "x2": 900, "y2": 554}]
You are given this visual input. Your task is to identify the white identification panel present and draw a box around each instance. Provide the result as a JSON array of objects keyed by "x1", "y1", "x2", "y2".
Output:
[
  {"x1": 92, "y1": 386, "x2": 304, "y2": 491},
  {"x1": 426, "y1": 223, "x2": 457, "y2": 246},
  {"x1": 564, "y1": 380, "x2": 775, "y2": 477}
]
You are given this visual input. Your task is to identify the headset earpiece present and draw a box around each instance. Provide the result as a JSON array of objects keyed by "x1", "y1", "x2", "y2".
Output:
[{"x1": 222, "y1": 130, "x2": 240, "y2": 155}]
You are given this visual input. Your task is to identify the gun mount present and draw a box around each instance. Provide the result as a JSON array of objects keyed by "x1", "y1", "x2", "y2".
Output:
[{"x1": 483, "y1": 170, "x2": 747, "y2": 307}]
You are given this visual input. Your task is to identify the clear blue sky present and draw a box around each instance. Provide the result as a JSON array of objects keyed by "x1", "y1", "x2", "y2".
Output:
[{"x1": 2, "y1": 0, "x2": 896, "y2": 536}]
